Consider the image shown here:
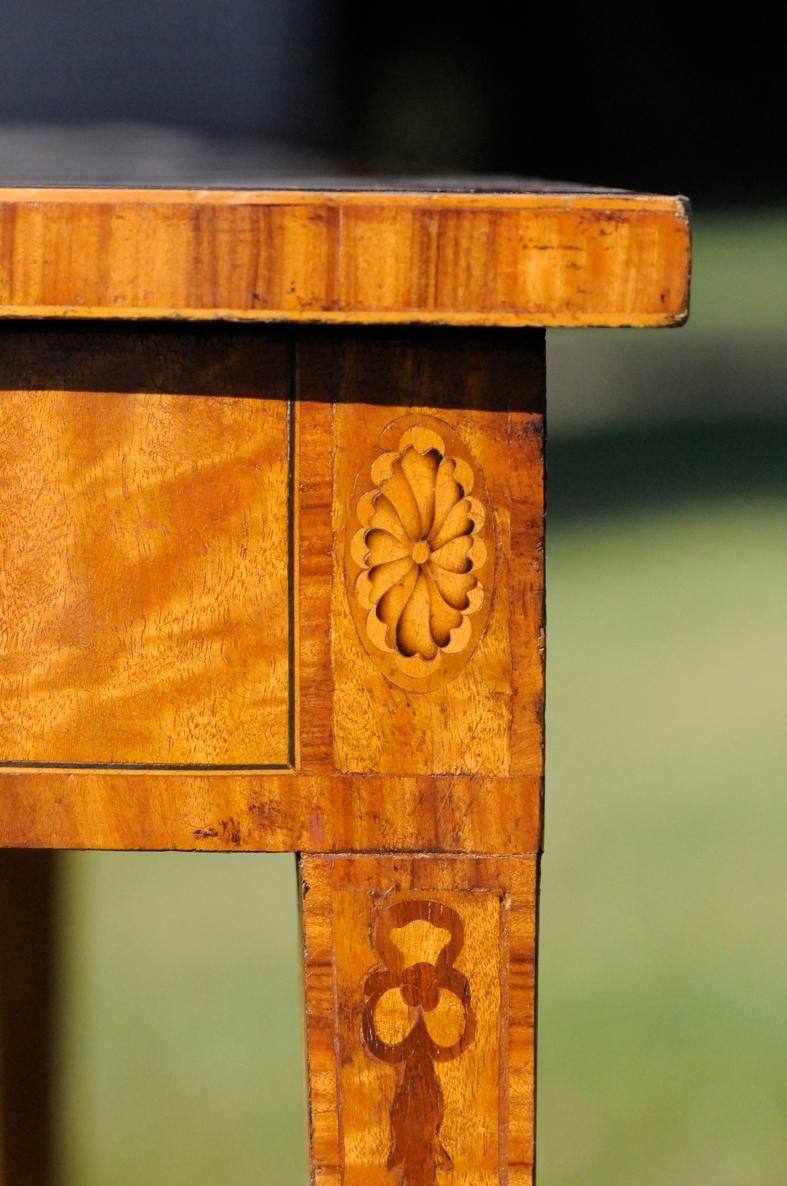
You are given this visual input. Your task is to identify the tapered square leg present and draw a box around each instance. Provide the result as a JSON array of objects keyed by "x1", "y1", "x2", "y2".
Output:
[{"x1": 300, "y1": 854, "x2": 537, "y2": 1186}]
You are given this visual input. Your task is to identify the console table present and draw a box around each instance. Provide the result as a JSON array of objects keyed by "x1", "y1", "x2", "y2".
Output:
[{"x1": 0, "y1": 181, "x2": 690, "y2": 1185}]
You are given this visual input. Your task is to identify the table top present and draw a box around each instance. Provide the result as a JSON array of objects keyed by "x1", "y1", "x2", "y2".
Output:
[{"x1": 0, "y1": 177, "x2": 690, "y2": 328}]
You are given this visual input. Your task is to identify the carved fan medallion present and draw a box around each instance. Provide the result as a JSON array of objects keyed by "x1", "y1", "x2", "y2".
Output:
[{"x1": 348, "y1": 416, "x2": 494, "y2": 690}]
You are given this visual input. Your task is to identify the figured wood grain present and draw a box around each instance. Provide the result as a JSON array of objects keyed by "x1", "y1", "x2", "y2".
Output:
[
  {"x1": 0, "y1": 326, "x2": 292, "y2": 768},
  {"x1": 0, "y1": 325, "x2": 544, "y2": 850},
  {"x1": 0, "y1": 188, "x2": 690, "y2": 327},
  {"x1": 0, "y1": 770, "x2": 541, "y2": 854},
  {"x1": 295, "y1": 391, "x2": 335, "y2": 774},
  {"x1": 510, "y1": 412, "x2": 545, "y2": 774},
  {"x1": 300, "y1": 855, "x2": 537, "y2": 1186}
]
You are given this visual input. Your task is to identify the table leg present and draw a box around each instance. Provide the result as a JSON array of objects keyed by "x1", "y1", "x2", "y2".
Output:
[
  {"x1": 300, "y1": 853, "x2": 537, "y2": 1185},
  {"x1": 0, "y1": 850, "x2": 57, "y2": 1186}
]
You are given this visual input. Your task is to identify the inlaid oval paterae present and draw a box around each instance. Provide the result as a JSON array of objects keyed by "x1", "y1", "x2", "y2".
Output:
[{"x1": 348, "y1": 416, "x2": 494, "y2": 691}]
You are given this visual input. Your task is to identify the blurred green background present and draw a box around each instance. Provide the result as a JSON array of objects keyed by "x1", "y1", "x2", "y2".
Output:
[{"x1": 23, "y1": 210, "x2": 787, "y2": 1184}]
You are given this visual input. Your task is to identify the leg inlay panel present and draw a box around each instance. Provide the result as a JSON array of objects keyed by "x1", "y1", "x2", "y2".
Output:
[{"x1": 301, "y1": 855, "x2": 537, "y2": 1186}]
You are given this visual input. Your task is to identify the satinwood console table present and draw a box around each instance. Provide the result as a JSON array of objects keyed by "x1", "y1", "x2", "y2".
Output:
[{"x1": 0, "y1": 179, "x2": 690, "y2": 1185}]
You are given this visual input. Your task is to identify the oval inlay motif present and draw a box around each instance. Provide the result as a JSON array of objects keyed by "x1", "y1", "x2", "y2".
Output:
[{"x1": 348, "y1": 416, "x2": 493, "y2": 690}]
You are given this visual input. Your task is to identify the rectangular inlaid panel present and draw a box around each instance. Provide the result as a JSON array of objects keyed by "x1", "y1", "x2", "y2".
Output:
[
  {"x1": 301, "y1": 855, "x2": 538, "y2": 1186},
  {"x1": 0, "y1": 326, "x2": 545, "y2": 854},
  {"x1": 301, "y1": 332, "x2": 544, "y2": 777},
  {"x1": 0, "y1": 325, "x2": 293, "y2": 770}
]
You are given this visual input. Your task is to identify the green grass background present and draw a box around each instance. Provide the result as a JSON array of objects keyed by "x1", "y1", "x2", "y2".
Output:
[{"x1": 53, "y1": 210, "x2": 785, "y2": 1184}]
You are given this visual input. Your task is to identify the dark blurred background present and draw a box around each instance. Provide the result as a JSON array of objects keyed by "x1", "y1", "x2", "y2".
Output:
[
  {"x1": 0, "y1": 5, "x2": 784, "y2": 1185},
  {"x1": 0, "y1": 0, "x2": 784, "y2": 203}
]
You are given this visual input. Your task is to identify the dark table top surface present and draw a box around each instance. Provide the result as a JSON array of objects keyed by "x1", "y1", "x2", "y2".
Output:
[{"x1": 0, "y1": 121, "x2": 617, "y2": 193}]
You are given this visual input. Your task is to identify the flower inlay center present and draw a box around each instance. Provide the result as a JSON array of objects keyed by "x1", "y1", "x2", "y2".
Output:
[{"x1": 350, "y1": 422, "x2": 491, "y2": 685}]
